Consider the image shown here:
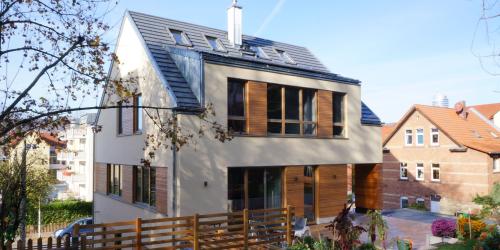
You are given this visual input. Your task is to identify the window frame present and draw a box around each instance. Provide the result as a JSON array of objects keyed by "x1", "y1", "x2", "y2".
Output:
[
  {"x1": 266, "y1": 84, "x2": 318, "y2": 136},
  {"x1": 227, "y1": 79, "x2": 247, "y2": 134},
  {"x1": 134, "y1": 166, "x2": 156, "y2": 207},
  {"x1": 400, "y1": 196, "x2": 409, "y2": 208},
  {"x1": 430, "y1": 128, "x2": 439, "y2": 146},
  {"x1": 416, "y1": 163, "x2": 424, "y2": 181},
  {"x1": 431, "y1": 163, "x2": 440, "y2": 182},
  {"x1": 274, "y1": 49, "x2": 296, "y2": 64},
  {"x1": 400, "y1": 162, "x2": 408, "y2": 180},
  {"x1": 405, "y1": 129, "x2": 413, "y2": 146},
  {"x1": 493, "y1": 158, "x2": 500, "y2": 173},
  {"x1": 168, "y1": 29, "x2": 192, "y2": 46},
  {"x1": 416, "y1": 128, "x2": 424, "y2": 146},
  {"x1": 133, "y1": 94, "x2": 143, "y2": 134},
  {"x1": 251, "y1": 46, "x2": 270, "y2": 60},
  {"x1": 332, "y1": 92, "x2": 346, "y2": 138},
  {"x1": 117, "y1": 101, "x2": 123, "y2": 135},
  {"x1": 416, "y1": 198, "x2": 425, "y2": 206},
  {"x1": 205, "y1": 35, "x2": 227, "y2": 52},
  {"x1": 107, "y1": 164, "x2": 122, "y2": 196}
]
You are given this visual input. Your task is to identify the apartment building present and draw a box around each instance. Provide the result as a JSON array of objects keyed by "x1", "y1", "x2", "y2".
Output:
[
  {"x1": 94, "y1": 4, "x2": 382, "y2": 224},
  {"x1": 382, "y1": 103, "x2": 500, "y2": 214}
]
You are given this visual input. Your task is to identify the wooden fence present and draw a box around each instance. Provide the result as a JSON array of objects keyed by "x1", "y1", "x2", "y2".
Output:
[{"x1": 5, "y1": 206, "x2": 294, "y2": 250}]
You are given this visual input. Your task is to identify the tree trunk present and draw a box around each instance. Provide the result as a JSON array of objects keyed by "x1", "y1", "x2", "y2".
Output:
[{"x1": 19, "y1": 141, "x2": 28, "y2": 242}]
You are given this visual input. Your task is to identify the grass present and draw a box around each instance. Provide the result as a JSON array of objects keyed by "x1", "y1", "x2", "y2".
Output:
[{"x1": 435, "y1": 239, "x2": 477, "y2": 250}]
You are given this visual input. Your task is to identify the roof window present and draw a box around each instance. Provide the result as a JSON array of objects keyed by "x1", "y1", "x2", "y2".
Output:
[
  {"x1": 205, "y1": 36, "x2": 226, "y2": 51},
  {"x1": 472, "y1": 130, "x2": 482, "y2": 138},
  {"x1": 169, "y1": 29, "x2": 191, "y2": 46},
  {"x1": 251, "y1": 46, "x2": 269, "y2": 59},
  {"x1": 275, "y1": 49, "x2": 295, "y2": 64},
  {"x1": 490, "y1": 131, "x2": 498, "y2": 138}
]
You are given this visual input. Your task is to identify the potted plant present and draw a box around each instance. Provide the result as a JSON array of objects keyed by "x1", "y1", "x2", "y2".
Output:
[{"x1": 366, "y1": 209, "x2": 388, "y2": 249}]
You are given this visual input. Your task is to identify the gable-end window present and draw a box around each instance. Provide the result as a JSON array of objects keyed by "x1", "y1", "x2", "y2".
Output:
[
  {"x1": 133, "y1": 94, "x2": 142, "y2": 133},
  {"x1": 493, "y1": 158, "x2": 500, "y2": 172},
  {"x1": 416, "y1": 128, "x2": 424, "y2": 146},
  {"x1": 251, "y1": 46, "x2": 269, "y2": 59},
  {"x1": 117, "y1": 101, "x2": 123, "y2": 135},
  {"x1": 205, "y1": 36, "x2": 226, "y2": 51},
  {"x1": 400, "y1": 196, "x2": 409, "y2": 208},
  {"x1": 228, "y1": 79, "x2": 246, "y2": 134},
  {"x1": 275, "y1": 49, "x2": 295, "y2": 64},
  {"x1": 405, "y1": 129, "x2": 413, "y2": 146},
  {"x1": 169, "y1": 29, "x2": 191, "y2": 46},
  {"x1": 400, "y1": 162, "x2": 408, "y2": 180},
  {"x1": 107, "y1": 164, "x2": 122, "y2": 196},
  {"x1": 431, "y1": 163, "x2": 440, "y2": 181},
  {"x1": 134, "y1": 166, "x2": 156, "y2": 207},
  {"x1": 332, "y1": 92, "x2": 346, "y2": 137},
  {"x1": 430, "y1": 128, "x2": 439, "y2": 146},
  {"x1": 416, "y1": 163, "x2": 424, "y2": 181},
  {"x1": 267, "y1": 84, "x2": 317, "y2": 136}
]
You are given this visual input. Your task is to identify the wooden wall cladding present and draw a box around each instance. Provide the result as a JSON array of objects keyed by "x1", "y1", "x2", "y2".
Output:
[
  {"x1": 354, "y1": 164, "x2": 382, "y2": 210},
  {"x1": 284, "y1": 166, "x2": 305, "y2": 217},
  {"x1": 122, "y1": 166, "x2": 134, "y2": 203},
  {"x1": 316, "y1": 165, "x2": 347, "y2": 218},
  {"x1": 317, "y1": 90, "x2": 333, "y2": 137},
  {"x1": 95, "y1": 163, "x2": 108, "y2": 194},
  {"x1": 156, "y1": 167, "x2": 169, "y2": 215},
  {"x1": 246, "y1": 81, "x2": 268, "y2": 136}
]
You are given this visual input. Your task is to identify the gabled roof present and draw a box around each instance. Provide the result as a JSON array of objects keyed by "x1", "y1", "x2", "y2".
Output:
[
  {"x1": 361, "y1": 102, "x2": 382, "y2": 125},
  {"x1": 470, "y1": 103, "x2": 500, "y2": 120},
  {"x1": 382, "y1": 123, "x2": 397, "y2": 141},
  {"x1": 383, "y1": 104, "x2": 500, "y2": 154}
]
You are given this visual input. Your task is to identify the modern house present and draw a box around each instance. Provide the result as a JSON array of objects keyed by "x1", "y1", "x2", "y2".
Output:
[
  {"x1": 56, "y1": 113, "x2": 96, "y2": 201},
  {"x1": 94, "y1": 3, "x2": 382, "y2": 224},
  {"x1": 382, "y1": 102, "x2": 500, "y2": 214}
]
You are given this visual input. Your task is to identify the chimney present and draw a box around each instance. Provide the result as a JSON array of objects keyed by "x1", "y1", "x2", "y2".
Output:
[
  {"x1": 454, "y1": 101, "x2": 468, "y2": 119},
  {"x1": 227, "y1": 0, "x2": 242, "y2": 47}
]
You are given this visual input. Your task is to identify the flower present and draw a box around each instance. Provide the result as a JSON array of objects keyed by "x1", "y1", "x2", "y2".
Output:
[{"x1": 479, "y1": 232, "x2": 488, "y2": 240}]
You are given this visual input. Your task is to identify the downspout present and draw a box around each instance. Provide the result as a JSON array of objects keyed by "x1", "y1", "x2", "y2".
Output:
[{"x1": 172, "y1": 110, "x2": 178, "y2": 217}]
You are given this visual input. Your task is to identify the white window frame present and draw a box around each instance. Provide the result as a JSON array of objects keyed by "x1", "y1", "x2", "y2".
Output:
[
  {"x1": 400, "y1": 162, "x2": 408, "y2": 180},
  {"x1": 416, "y1": 198, "x2": 425, "y2": 205},
  {"x1": 416, "y1": 128, "x2": 424, "y2": 146},
  {"x1": 431, "y1": 163, "x2": 440, "y2": 182},
  {"x1": 416, "y1": 163, "x2": 424, "y2": 181},
  {"x1": 400, "y1": 196, "x2": 409, "y2": 208},
  {"x1": 404, "y1": 129, "x2": 413, "y2": 146},
  {"x1": 494, "y1": 158, "x2": 500, "y2": 173},
  {"x1": 430, "y1": 128, "x2": 439, "y2": 146}
]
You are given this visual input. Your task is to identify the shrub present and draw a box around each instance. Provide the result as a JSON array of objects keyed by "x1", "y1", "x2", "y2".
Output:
[
  {"x1": 408, "y1": 202, "x2": 427, "y2": 211},
  {"x1": 27, "y1": 199, "x2": 92, "y2": 225},
  {"x1": 477, "y1": 225, "x2": 500, "y2": 250},
  {"x1": 457, "y1": 217, "x2": 486, "y2": 239},
  {"x1": 431, "y1": 219, "x2": 456, "y2": 238},
  {"x1": 357, "y1": 243, "x2": 377, "y2": 250}
]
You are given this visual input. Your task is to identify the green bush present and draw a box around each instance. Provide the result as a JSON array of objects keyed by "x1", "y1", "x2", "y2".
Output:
[
  {"x1": 26, "y1": 199, "x2": 92, "y2": 225},
  {"x1": 357, "y1": 243, "x2": 377, "y2": 250},
  {"x1": 408, "y1": 202, "x2": 427, "y2": 211}
]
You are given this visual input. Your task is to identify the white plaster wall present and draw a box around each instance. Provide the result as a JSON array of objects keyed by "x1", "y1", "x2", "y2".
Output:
[
  {"x1": 94, "y1": 193, "x2": 164, "y2": 223},
  {"x1": 174, "y1": 63, "x2": 382, "y2": 216}
]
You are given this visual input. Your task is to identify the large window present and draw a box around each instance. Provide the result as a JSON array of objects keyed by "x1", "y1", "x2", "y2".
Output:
[
  {"x1": 332, "y1": 92, "x2": 346, "y2": 137},
  {"x1": 400, "y1": 162, "x2": 408, "y2": 180},
  {"x1": 117, "y1": 101, "x2": 123, "y2": 135},
  {"x1": 431, "y1": 163, "x2": 440, "y2": 181},
  {"x1": 134, "y1": 166, "x2": 156, "y2": 207},
  {"x1": 405, "y1": 129, "x2": 413, "y2": 146},
  {"x1": 133, "y1": 94, "x2": 142, "y2": 133},
  {"x1": 227, "y1": 79, "x2": 246, "y2": 133},
  {"x1": 107, "y1": 164, "x2": 122, "y2": 196},
  {"x1": 267, "y1": 85, "x2": 317, "y2": 135},
  {"x1": 494, "y1": 158, "x2": 500, "y2": 173},
  {"x1": 430, "y1": 128, "x2": 439, "y2": 146},
  {"x1": 400, "y1": 196, "x2": 409, "y2": 208},
  {"x1": 416, "y1": 163, "x2": 424, "y2": 181},
  {"x1": 416, "y1": 128, "x2": 424, "y2": 146}
]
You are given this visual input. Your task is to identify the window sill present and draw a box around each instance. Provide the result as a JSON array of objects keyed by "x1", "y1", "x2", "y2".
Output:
[
  {"x1": 493, "y1": 171, "x2": 500, "y2": 174},
  {"x1": 231, "y1": 134, "x2": 348, "y2": 139},
  {"x1": 415, "y1": 179, "x2": 424, "y2": 182},
  {"x1": 133, "y1": 202, "x2": 157, "y2": 212},
  {"x1": 399, "y1": 178, "x2": 409, "y2": 182},
  {"x1": 431, "y1": 180, "x2": 441, "y2": 183}
]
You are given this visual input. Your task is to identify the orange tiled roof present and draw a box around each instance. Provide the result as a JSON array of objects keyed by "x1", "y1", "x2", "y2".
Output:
[
  {"x1": 382, "y1": 123, "x2": 397, "y2": 142},
  {"x1": 384, "y1": 104, "x2": 500, "y2": 154},
  {"x1": 470, "y1": 103, "x2": 500, "y2": 119},
  {"x1": 39, "y1": 132, "x2": 66, "y2": 147}
]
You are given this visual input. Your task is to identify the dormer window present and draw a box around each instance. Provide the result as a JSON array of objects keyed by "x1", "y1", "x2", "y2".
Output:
[
  {"x1": 205, "y1": 36, "x2": 226, "y2": 51},
  {"x1": 275, "y1": 49, "x2": 295, "y2": 64},
  {"x1": 251, "y1": 46, "x2": 269, "y2": 59},
  {"x1": 169, "y1": 29, "x2": 191, "y2": 46}
]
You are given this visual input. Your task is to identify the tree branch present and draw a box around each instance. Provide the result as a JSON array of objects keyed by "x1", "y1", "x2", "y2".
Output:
[{"x1": 0, "y1": 19, "x2": 65, "y2": 37}]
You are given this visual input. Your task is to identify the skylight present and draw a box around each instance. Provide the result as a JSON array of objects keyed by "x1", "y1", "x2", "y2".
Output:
[
  {"x1": 169, "y1": 29, "x2": 191, "y2": 46},
  {"x1": 275, "y1": 49, "x2": 295, "y2": 64},
  {"x1": 251, "y1": 46, "x2": 269, "y2": 59},
  {"x1": 205, "y1": 36, "x2": 226, "y2": 51}
]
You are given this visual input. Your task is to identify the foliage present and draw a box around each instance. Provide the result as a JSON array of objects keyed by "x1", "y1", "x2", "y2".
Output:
[
  {"x1": 457, "y1": 217, "x2": 486, "y2": 239},
  {"x1": 0, "y1": 160, "x2": 55, "y2": 245},
  {"x1": 435, "y1": 239, "x2": 478, "y2": 250},
  {"x1": 473, "y1": 183, "x2": 500, "y2": 223},
  {"x1": 325, "y1": 203, "x2": 365, "y2": 250},
  {"x1": 288, "y1": 236, "x2": 331, "y2": 250},
  {"x1": 396, "y1": 239, "x2": 412, "y2": 250},
  {"x1": 408, "y1": 202, "x2": 427, "y2": 211},
  {"x1": 366, "y1": 209, "x2": 388, "y2": 248},
  {"x1": 26, "y1": 200, "x2": 92, "y2": 225},
  {"x1": 476, "y1": 224, "x2": 500, "y2": 250},
  {"x1": 431, "y1": 219, "x2": 456, "y2": 238},
  {"x1": 357, "y1": 243, "x2": 377, "y2": 250}
]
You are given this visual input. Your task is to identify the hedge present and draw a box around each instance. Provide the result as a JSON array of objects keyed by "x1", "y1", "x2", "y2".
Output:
[{"x1": 27, "y1": 200, "x2": 92, "y2": 225}]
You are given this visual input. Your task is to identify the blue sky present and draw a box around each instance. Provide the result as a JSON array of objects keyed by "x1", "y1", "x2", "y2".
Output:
[{"x1": 19, "y1": 0, "x2": 498, "y2": 123}]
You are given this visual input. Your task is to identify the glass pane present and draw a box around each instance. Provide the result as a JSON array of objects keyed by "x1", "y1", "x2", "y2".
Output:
[
  {"x1": 333, "y1": 92, "x2": 344, "y2": 123},
  {"x1": 143, "y1": 168, "x2": 150, "y2": 204},
  {"x1": 285, "y1": 123, "x2": 300, "y2": 134},
  {"x1": 150, "y1": 168, "x2": 156, "y2": 206},
  {"x1": 228, "y1": 80, "x2": 245, "y2": 117},
  {"x1": 135, "y1": 167, "x2": 143, "y2": 202},
  {"x1": 268, "y1": 122, "x2": 282, "y2": 134},
  {"x1": 137, "y1": 95, "x2": 142, "y2": 131},
  {"x1": 285, "y1": 87, "x2": 299, "y2": 120},
  {"x1": 304, "y1": 124, "x2": 316, "y2": 135},
  {"x1": 303, "y1": 89, "x2": 316, "y2": 122},
  {"x1": 228, "y1": 120, "x2": 245, "y2": 133},
  {"x1": 265, "y1": 168, "x2": 282, "y2": 209},
  {"x1": 228, "y1": 168, "x2": 245, "y2": 211},
  {"x1": 267, "y1": 85, "x2": 282, "y2": 120},
  {"x1": 333, "y1": 126, "x2": 344, "y2": 137},
  {"x1": 248, "y1": 169, "x2": 265, "y2": 210}
]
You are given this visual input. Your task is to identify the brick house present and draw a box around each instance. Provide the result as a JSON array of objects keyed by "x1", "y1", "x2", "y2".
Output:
[
  {"x1": 382, "y1": 103, "x2": 500, "y2": 214},
  {"x1": 94, "y1": 4, "x2": 383, "y2": 224}
]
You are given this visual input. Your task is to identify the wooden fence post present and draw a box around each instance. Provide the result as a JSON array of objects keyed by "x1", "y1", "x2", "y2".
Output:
[
  {"x1": 243, "y1": 209, "x2": 249, "y2": 250},
  {"x1": 101, "y1": 227, "x2": 106, "y2": 247},
  {"x1": 286, "y1": 205, "x2": 293, "y2": 246},
  {"x1": 135, "y1": 218, "x2": 142, "y2": 250},
  {"x1": 27, "y1": 239, "x2": 32, "y2": 250},
  {"x1": 72, "y1": 223, "x2": 79, "y2": 249},
  {"x1": 193, "y1": 213, "x2": 199, "y2": 250},
  {"x1": 6, "y1": 240, "x2": 13, "y2": 250},
  {"x1": 16, "y1": 240, "x2": 23, "y2": 250},
  {"x1": 47, "y1": 237, "x2": 52, "y2": 249},
  {"x1": 37, "y1": 238, "x2": 42, "y2": 250},
  {"x1": 80, "y1": 235, "x2": 87, "y2": 250},
  {"x1": 56, "y1": 236, "x2": 62, "y2": 248}
]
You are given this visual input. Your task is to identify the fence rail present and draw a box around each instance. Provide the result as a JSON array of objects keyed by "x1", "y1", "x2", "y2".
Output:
[{"x1": 6, "y1": 206, "x2": 294, "y2": 250}]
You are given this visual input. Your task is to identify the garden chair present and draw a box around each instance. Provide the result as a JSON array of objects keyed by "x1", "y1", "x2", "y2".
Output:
[{"x1": 293, "y1": 217, "x2": 310, "y2": 237}]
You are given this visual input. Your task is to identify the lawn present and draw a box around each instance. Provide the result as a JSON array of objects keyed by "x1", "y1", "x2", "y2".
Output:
[{"x1": 435, "y1": 240, "x2": 477, "y2": 250}]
